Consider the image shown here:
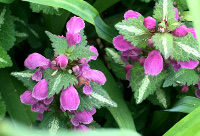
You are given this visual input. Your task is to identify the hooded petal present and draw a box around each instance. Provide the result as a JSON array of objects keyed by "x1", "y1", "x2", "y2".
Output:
[
  {"x1": 143, "y1": 16, "x2": 156, "y2": 31},
  {"x1": 32, "y1": 79, "x2": 48, "y2": 100},
  {"x1": 67, "y1": 16, "x2": 85, "y2": 34},
  {"x1": 20, "y1": 90, "x2": 38, "y2": 105},
  {"x1": 144, "y1": 50, "x2": 163, "y2": 76},
  {"x1": 56, "y1": 54, "x2": 68, "y2": 67},
  {"x1": 83, "y1": 84, "x2": 93, "y2": 95},
  {"x1": 66, "y1": 32, "x2": 81, "y2": 47},
  {"x1": 179, "y1": 60, "x2": 199, "y2": 69},
  {"x1": 24, "y1": 53, "x2": 51, "y2": 69},
  {"x1": 113, "y1": 35, "x2": 133, "y2": 51},
  {"x1": 171, "y1": 25, "x2": 188, "y2": 37},
  {"x1": 124, "y1": 10, "x2": 141, "y2": 20},
  {"x1": 82, "y1": 70, "x2": 106, "y2": 85},
  {"x1": 60, "y1": 86, "x2": 80, "y2": 111},
  {"x1": 89, "y1": 46, "x2": 98, "y2": 60},
  {"x1": 73, "y1": 125, "x2": 89, "y2": 131}
]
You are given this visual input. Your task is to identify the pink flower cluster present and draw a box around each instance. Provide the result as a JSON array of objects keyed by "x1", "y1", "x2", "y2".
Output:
[
  {"x1": 20, "y1": 16, "x2": 106, "y2": 130},
  {"x1": 113, "y1": 8, "x2": 199, "y2": 95}
]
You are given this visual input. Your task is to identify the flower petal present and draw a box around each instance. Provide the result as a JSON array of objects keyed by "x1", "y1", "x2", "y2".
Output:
[
  {"x1": 20, "y1": 90, "x2": 38, "y2": 105},
  {"x1": 32, "y1": 79, "x2": 48, "y2": 100},
  {"x1": 66, "y1": 32, "x2": 81, "y2": 47},
  {"x1": 124, "y1": 10, "x2": 141, "y2": 20},
  {"x1": 44, "y1": 96, "x2": 54, "y2": 105},
  {"x1": 67, "y1": 16, "x2": 85, "y2": 34},
  {"x1": 180, "y1": 84, "x2": 188, "y2": 92},
  {"x1": 32, "y1": 68, "x2": 43, "y2": 82},
  {"x1": 37, "y1": 113, "x2": 43, "y2": 121},
  {"x1": 143, "y1": 16, "x2": 156, "y2": 31},
  {"x1": 83, "y1": 84, "x2": 93, "y2": 95},
  {"x1": 24, "y1": 53, "x2": 51, "y2": 69},
  {"x1": 56, "y1": 54, "x2": 68, "y2": 67},
  {"x1": 113, "y1": 35, "x2": 133, "y2": 51},
  {"x1": 179, "y1": 60, "x2": 199, "y2": 69},
  {"x1": 144, "y1": 50, "x2": 163, "y2": 76},
  {"x1": 60, "y1": 86, "x2": 80, "y2": 111},
  {"x1": 173, "y1": 7, "x2": 179, "y2": 20},
  {"x1": 82, "y1": 70, "x2": 106, "y2": 85},
  {"x1": 195, "y1": 89, "x2": 200, "y2": 98},
  {"x1": 171, "y1": 25, "x2": 188, "y2": 37},
  {"x1": 89, "y1": 46, "x2": 98, "y2": 60}
]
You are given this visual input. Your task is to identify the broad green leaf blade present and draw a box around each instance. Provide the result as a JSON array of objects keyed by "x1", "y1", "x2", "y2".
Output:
[
  {"x1": 30, "y1": 3, "x2": 63, "y2": 15},
  {"x1": 153, "y1": 0, "x2": 175, "y2": 21},
  {"x1": 68, "y1": 45, "x2": 96, "y2": 61},
  {"x1": 93, "y1": 0, "x2": 119, "y2": 13},
  {"x1": 167, "y1": 19, "x2": 181, "y2": 31},
  {"x1": 0, "y1": 121, "x2": 141, "y2": 136},
  {"x1": 90, "y1": 59, "x2": 136, "y2": 130},
  {"x1": 164, "y1": 96, "x2": 200, "y2": 113},
  {"x1": 77, "y1": 82, "x2": 117, "y2": 112},
  {"x1": 187, "y1": 0, "x2": 200, "y2": 47},
  {"x1": 163, "y1": 66, "x2": 199, "y2": 87},
  {"x1": 40, "y1": 112, "x2": 67, "y2": 133},
  {"x1": 164, "y1": 105, "x2": 200, "y2": 136},
  {"x1": 0, "y1": 0, "x2": 14, "y2": 3},
  {"x1": 45, "y1": 31, "x2": 69, "y2": 55},
  {"x1": 11, "y1": 69, "x2": 37, "y2": 91},
  {"x1": 105, "y1": 48, "x2": 127, "y2": 80},
  {"x1": 22, "y1": 0, "x2": 118, "y2": 43},
  {"x1": 0, "y1": 69, "x2": 37, "y2": 126},
  {"x1": 152, "y1": 33, "x2": 173, "y2": 59},
  {"x1": 115, "y1": 16, "x2": 150, "y2": 48},
  {"x1": 148, "y1": 88, "x2": 169, "y2": 108},
  {"x1": 0, "y1": 93, "x2": 6, "y2": 121},
  {"x1": 152, "y1": 33, "x2": 200, "y2": 61},
  {"x1": 43, "y1": 69, "x2": 78, "y2": 98},
  {"x1": 130, "y1": 62, "x2": 167, "y2": 104},
  {"x1": 0, "y1": 46, "x2": 12, "y2": 68},
  {"x1": 0, "y1": 5, "x2": 16, "y2": 51}
]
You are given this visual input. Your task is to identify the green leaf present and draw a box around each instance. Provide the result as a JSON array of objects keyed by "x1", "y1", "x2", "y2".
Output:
[
  {"x1": 22, "y1": 0, "x2": 118, "y2": 43},
  {"x1": 86, "y1": 121, "x2": 101, "y2": 129},
  {"x1": 148, "y1": 88, "x2": 169, "y2": 108},
  {"x1": 115, "y1": 16, "x2": 150, "y2": 48},
  {"x1": 163, "y1": 66, "x2": 199, "y2": 87},
  {"x1": 152, "y1": 33, "x2": 200, "y2": 61},
  {"x1": 175, "y1": 0, "x2": 188, "y2": 11},
  {"x1": 164, "y1": 96, "x2": 200, "y2": 113},
  {"x1": 39, "y1": 112, "x2": 67, "y2": 133},
  {"x1": 0, "y1": 7, "x2": 6, "y2": 29},
  {"x1": 153, "y1": 0, "x2": 175, "y2": 21},
  {"x1": 93, "y1": 0, "x2": 120, "y2": 13},
  {"x1": 90, "y1": 59, "x2": 136, "y2": 130},
  {"x1": 105, "y1": 48, "x2": 127, "y2": 80},
  {"x1": 30, "y1": 3, "x2": 63, "y2": 15},
  {"x1": 0, "y1": 46, "x2": 12, "y2": 68},
  {"x1": 68, "y1": 45, "x2": 97, "y2": 61},
  {"x1": 43, "y1": 69, "x2": 78, "y2": 98},
  {"x1": 0, "y1": 5, "x2": 16, "y2": 51},
  {"x1": 164, "y1": 105, "x2": 200, "y2": 136},
  {"x1": 0, "y1": 93, "x2": 6, "y2": 121},
  {"x1": 167, "y1": 19, "x2": 181, "y2": 31},
  {"x1": 77, "y1": 82, "x2": 117, "y2": 112},
  {"x1": 130, "y1": 62, "x2": 167, "y2": 104},
  {"x1": 45, "y1": 31, "x2": 69, "y2": 55},
  {"x1": 11, "y1": 69, "x2": 37, "y2": 91}
]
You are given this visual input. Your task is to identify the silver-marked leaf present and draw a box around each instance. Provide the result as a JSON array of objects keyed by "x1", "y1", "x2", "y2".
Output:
[
  {"x1": 130, "y1": 62, "x2": 167, "y2": 104},
  {"x1": 163, "y1": 66, "x2": 199, "y2": 87},
  {"x1": 105, "y1": 48, "x2": 127, "y2": 80},
  {"x1": 43, "y1": 69, "x2": 78, "y2": 98},
  {"x1": 0, "y1": 46, "x2": 12, "y2": 68},
  {"x1": 11, "y1": 69, "x2": 37, "y2": 90},
  {"x1": 167, "y1": 19, "x2": 181, "y2": 31},
  {"x1": 77, "y1": 82, "x2": 117, "y2": 112},
  {"x1": 153, "y1": 0, "x2": 175, "y2": 21},
  {"x1": 115, "y1": 16, "x2": 150, "y2": 48}
]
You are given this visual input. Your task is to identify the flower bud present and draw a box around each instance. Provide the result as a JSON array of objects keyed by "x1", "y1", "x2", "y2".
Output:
[
  {"x1": 171, "y1": 25, "x2": 188, "y2": 37},
  {"x1": 56, "y1": 54, "x2": 68, "y2": 68},
  {"x1": 179, "y1": 60, "x2": 199, "y2": 69},
  {"x1": 139, "y1": 57, "x2": 146, "y2": 66},
  {"x1": 72, "y1": 65, "x2": 80, "y2": 73},
  {"x1": 180, "y1": 84, "x2": 188, "y2": 92},
  {"x1": 144, "y1": 50, "x2": 163, "y2": 76},
  {"x1": 148, "y1": 38, "x2": 154, "y2": 47},
  {"x1": 125, "y1": 64, "x2": 133, "y2": 72},
  {"x1": 143, "y1": 16, "x2": 156, "y2": 31},
  {"x1": 124, "y1": 10, "x2": 141, "y2": 20},
  {"x1": 195, "y1": 89, "x2": 200, "y2": 98}
]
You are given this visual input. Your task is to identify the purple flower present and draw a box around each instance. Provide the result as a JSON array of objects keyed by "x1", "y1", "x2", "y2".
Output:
[
  {"x1": 73, "y1": 125, "x2": 89, "y2": 131},
  {"x1": 171, "y1": 25, "x2": 188, "y2": 37},
  {"x1": 180, "y1": 84, "x2": 188, "y2": 92},
  {"x1": 56, "y1": 54, "x2": 68, "y2": 68},
  {"x1": 168, "y1": 58, "x2": 181, "y2": 71},
  {"x1": 144, "y1": 50, "x2": 163, "y2": 76},
  {"x1": 71, "y1": 107, "x2": 96, "y2": 126},
  {"x1": 195, "y1": 89, "x2": 200, "y2": 98},
  {"x1": 148, "y1": 38, "x2": 154, "y2": 47},
  {"x1": 188, "y1": 28, "x2": 197, "y2": 40},
  {"x1": 124, "y1": 10, "x2": 141, "y2": 20},
  {"x1": 66, "y1": 16, "x2": 85, "y2": 46},
  {"x1": 32, "y1": 79, "x2": 49, "y2": 100},
  {"x1": 60, "y1": 86, "x2": 80, "y2": 111},
  {"x1": 143, "y1": 16, "x2": 156, "y2": 31},
  {"x1": 125, "y1": 64, "x2": 133, "y2": 81},
  {"x1": 179, "y1": 60, "x2": 199, "y2": 69},
  {"x1": 20, "y1": 90, "x2": 38, "y2": 105},
  {"x1": 113, "y1": 35, "x2": 133, "y2": 51},
  {"x1": 139, "y1": 57, "x2": 146, "y2": 66},
  {"x1": 173, "y1": 7, "x2": 179, "y2": 20},
  {"x1": 24, "y1": 53, "x2": 51, "y2": 81},
  {"x1": 89, "y1": 46, "x2": 98, "y2": 60}
]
